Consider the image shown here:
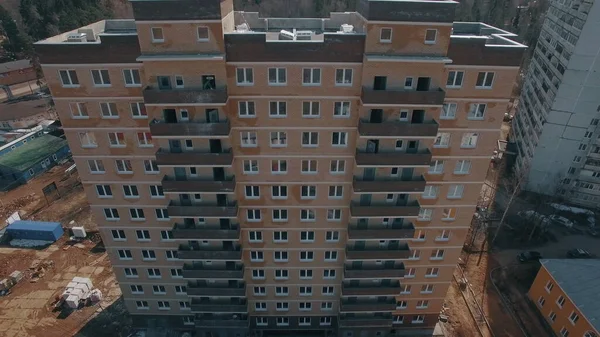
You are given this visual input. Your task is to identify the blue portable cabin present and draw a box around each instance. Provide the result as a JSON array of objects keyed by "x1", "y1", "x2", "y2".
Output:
[{"x1": 6, "y1": 220, "x2": 64, "y2": 242}]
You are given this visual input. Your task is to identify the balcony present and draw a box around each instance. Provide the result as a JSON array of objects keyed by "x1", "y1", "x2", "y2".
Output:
[
  {"x1": 150, "y1": 121, "x2": 231, "y2": 138},
  {"x1": 353, "y1": 176, "x2": 426, "y2": 193},
  {"x1": 191, "y1": 302, "x2": 247, "y2": 313},
  {"x1": 350, "y1": 201, "x2": 421, "y2": 218},
  {"x1": 358, "y1": 119, "x2": 439, "y2": 138},
  {"x1": 342, "y1": 284, "x2": 401, "y2": 296},
  {"x1": 347, "y1": 224, "x2": 415, "y2": 240},
  {"x1": 162, "y1": 176, "x2": 236, "y2": 193},
  {"x1": 182, "y1": 265, "x2": 244, "y2": 279},
  {"x1": 178, "y1": 245, "x2": 242, "y2": 260},
  {"x1": 346, "y1": 244, "x2": 411, "y2": 260},
  {"x1": 188, "y1": 284, "x2": 246, "y2": 297},
  {"x1": 196, "y1": 319, "x2": 249, "y2": 329},
  {"x1": 355, "y1": 149, "x2": 432, "y2": 167},
  {"x1": 167, "y1": 201, "x2": 238, "y2": 218},
  {"x1": 340, "y1": 300, "x2": 397, "y2": 313},
  {"x1": 339, "y1": 316, "x2": 392, "y2": 328},
  {"x1": 361, "y1": 87, "x2": 445, "y2": 106},
  {"x1": 344, "y1": 266, "x2": 405, "y2": 279},
  {"x1": 143, "y1": 86, "x2": 228, "y2": 105},
  {"x1": 172, "y1": 224, "x2": 240, "y2": 240},
  {"x1": 155, "y1": 149, "x2": 233, "y2": 166}
]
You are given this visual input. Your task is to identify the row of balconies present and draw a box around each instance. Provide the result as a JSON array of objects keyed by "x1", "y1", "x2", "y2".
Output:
[
  {"x1": 192, "y1": 315, "x2": 394, "y2": 329},
  {"x1": 187, "y1": 299, "x2": 403, "y2": 314}
]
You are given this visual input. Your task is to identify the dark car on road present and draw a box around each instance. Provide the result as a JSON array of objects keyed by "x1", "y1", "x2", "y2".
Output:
[
  {"x1": 567, "y1": 249, "x2": 592, "y2": 258},
  {"x1": 518, "y1": 251, "x2": 542, "y2": 262}
]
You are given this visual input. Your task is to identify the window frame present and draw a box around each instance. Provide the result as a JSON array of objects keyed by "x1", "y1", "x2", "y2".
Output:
[
  {"x1": 302, "y1": 68, "x2": 321, "y2": 86},
  {"x1": 151, "y1": 27, "x2": 164, "y2": 42},
  {"x1": 380, "y1": 27, "x2": 392, "y2": 43},
  {"x1": 424, "y1": 29, "x2": 437, "y2": 44},
  {"x1": 475, "y1": 71, "x2": 495, "y2": 89},
  {"x1": 446, "y1": 70, "x2": 464, "y2": 88},
  {"x1": 59, "y1": 69, "x2": 79, "y2": 87},
  {"x1": 91, "y1": 69, "x2": 111, "y2": 87},
  {"x1": 123, "y1": 69, "x2": 141, "y2": 87},
  {"x1": 268, "y1": 67, "x2": 287, "y2": 86},
  {"x1": 196, "y1": 26, "x2": 209, "y2": 41},
  {"x1": 335, "y1": 68, "x2": 353, "y2": 86}
]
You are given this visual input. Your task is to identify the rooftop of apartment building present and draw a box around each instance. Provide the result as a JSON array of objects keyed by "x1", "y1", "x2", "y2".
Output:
[{"x1": 541, "y1": 259, "x2": 600, "y2": 331}]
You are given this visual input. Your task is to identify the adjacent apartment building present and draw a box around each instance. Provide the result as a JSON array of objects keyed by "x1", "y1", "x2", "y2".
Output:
[
  {"x1": 511, "y1": 0, "x2": 600, "y2": 208},
  {"x1": 34, "y1": 0, "x2": 526, "y2": 336},
  {"x1": 529, "y1": 259, "x2": 600, "y2": 337}
]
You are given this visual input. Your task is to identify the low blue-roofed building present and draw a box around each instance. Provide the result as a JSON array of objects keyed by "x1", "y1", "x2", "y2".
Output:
[{"x1": 6, "y1": 220, "x2": 63, "y2": 242}]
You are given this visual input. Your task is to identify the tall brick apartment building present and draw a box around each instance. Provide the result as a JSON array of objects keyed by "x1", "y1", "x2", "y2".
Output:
[{"x1": 34, "y1": 0, "x2": 526, "y2": 336}]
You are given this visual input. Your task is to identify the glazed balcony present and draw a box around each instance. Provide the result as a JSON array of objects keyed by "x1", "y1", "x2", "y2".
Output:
[
  {"x1": 355, "y1": 149, "x2": 431, "y2": 167},
  {"x1": 349, "y1": 201, "x2": 420, "y2": 218},
  {"x1": 167, "y1": 201, "x2": 238, "y2": 218},
  {"x1": 342, "y1": 283, "x2": 401, "y2": 296},
  {"x1": 178, "y1": 244, "x2": 242, "y2": 260},
  {"x1": 182, "y1": 265, "x2": 244, "y2": 279},
  {"x1": 353, "y1": 176, "x2": 426, "y2": 193},
  {"x1": 358, "y1": 119, "x2": 439, "y2": 138},
  {"x1": 346, "y1": 243, "x2": 411, "y2": 260},
  {"x1": 143, "y1": 85, "x2": 228, "y2": 105},
  {"x1": 155, "y1": 148, "x2": 233, "y2": 167},
  {"x1": 339, "y1": 316, "x2": 393, "y2": 328},
  {"x1": 347, "y1": 223, "x2": 415, "y2": 240},
  {"x1": 188, "y1": 284, "x2": 246, "y2": 297},
  {"x1": 361, "y1": 87, "x2": 445, "y2": 105},
  {"x1": 149, "y1": 121, "x2": 230, "y2": 138},
  {"x1": 172, "y1": 224, "x2": 240, "y2": 240},
  {"x1": 344, "y1": 265, "x2": 405, "y2": 279},
  {"x1": 161, "y1": 176, "x2": 236, "y2": 194},
  {"x1": 340, "y1": 300, "x2": 397, "y2": 313}
]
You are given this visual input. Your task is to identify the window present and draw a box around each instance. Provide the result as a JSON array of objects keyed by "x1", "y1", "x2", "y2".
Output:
[
  {"x1": 271, "y1": 159, "x2": 287, "y2": 174},
  {"x1": 425, "y1": 267, "x2": 439, "y2": 277},
  {"x1": 423, "y1": 185, "x2": 439, "y2": 199},
  {"x1": 332, "y1": 132, "x2": 348, "y2": 146},
  {"x1": 136, "y1": 300, "x2": 149, "y2": 309},
  {"x1": 334, "y1": 101, "x2": 351, "y2": 117},
  {"x1": 299, "y1": 317, "x2": 311, "y2": 326},
  {"x1": 409, "y1": 250, "x2": 420, "y2": 260},
  {"x1": 454, "y1": 160, "x2": 471, "y2": 174},
  {"x1": 276, "y1": 302, "x2": 289, "y2": 311},
  {"x1": 155, "y1": 209, "x2": 169, "y2": 220},
  {"x1": 150, "y1": 185, "x2": 164, "y2": 198},
  {"x1": 170, "y1": 269, "x2": 182, "y2": 278},
  {"x1": 269, "y1": 101, "x2": 287, "y2": 117},
  {"x1": 268, "y1": 67, "x2": 286, "y2": 85},
  {"x1": 441, "y1": 103, "x2": 457, "y2": 119},
  {"x1": 447, "y1": 185, "x2": 464, "y2": 199},
  {"x1": 108, "y1": 132, "x2": 126, "y2": 147},
  {"x1": 380, "y1": 28, "x2": 392, "y2": 42},
  {"x1": 404, "y1": 77, "x2": 413, "y2": 89},
  {"x1": 393, "y1": 316, "x2": 404, "y2": 324},
  {"x1": 425, "y1": 29, "x2": 437, "y2": 44},
  {"x1": 330, "y1": 160, "x2": 345, "y2": 174},
  {"x1": 104, "y1": 208, "x2": 119, "y2": 221},
  {"x1": 137, "y1": 132, "x2": 153, "y2": 147},
  {"x1": 238, "y1": 101, "x2": 256, "y2": 117},
  {"x1": 273, "y1": 231, "x2": 288, "y2": 242},
  {"x1": 236, "y1": 67, "x2": 254, "y2": 85},
  {"x1": 420, "y1": 284, "x2": 434, "y2": 294},
  {"x1": 123, "y1": 69, "x2": 141, "y2": 86},
  {"x1": 302, "y1": 132, "x2": 319, "y2": 147},
  {"x1": 573, "y1": 156, "x2": 582, "y2": 163},
  {"x1": 395, "y1": 140, "x2": 404, "y2": 150},
  {"x1": 301, "y1": 185, "x2": 317, "y2": 199},
  {"x1": 174, "y1": 75, "x2": 184, "y2": 88},
  {"x1": 243, "y1": 159, "x2": 259, "y2": 174},
  {"x1": 430, "y1": 249, "x2": 445, "y2": 260},
  {"x1": 124, "y1": 268, "x2": 138, "y2": 278},
  {"x1": 299, "y1": 302, "x2": 312, "y2": 311},
  {"x1": 557, "y1": 295, "x2": 566, "y2": 308},
  {"x1": 249, "y1": 231, "x2": 263, "y2": 243},
  {"x1": 276, "y1": 317, "x2": 289, "y2": 326},
  {"x1": 254, "y1": 302, "x2": 267, "y2": 312},
  {"x1": 559, "y1": 327, "x2": 570, "y2": 337},
  {"x1": 300, "y1": 209, "x2": 316, "y2": 222},
  {"x1": 545, "y1": 281, "x2": 554, "y2": 292},
  {"x1": 468, "y1": 104, "x2": 487, "y2": 120},
  {"x1": 156, "y1": 301, "x2": 170, "y2": 311},
  {"x1": 91, "y1": 69, "x2": 111, "y2": 86},
  {"x1": 434, "y1": 133, "x2": 450, "y2": 147},
  {"x1": 252, "y1": 269, "x2": 265, "y2": 280},
  {"x1": 301, "y1": 160, "x2": 317, "y2": 174},
  {"x1": 96, "y1": 185, "x2": 112, "y2": 198},
  {"x1": 70, "y1": 102, "x2": 88, "y2": 118},
  {"x1": 272, "y1": 209, "x2": 288, "y2": 222},
  {"x1": 400, "y1": 285, "x2": 412, "y2": 294},
  {"x1": 429, "y1": 160, "x2": 444, "y2": 174},
  {"x1": 537, "y1": 296, "x2": 546, "y2": 307},
  {"x1": 416, "y1": 300, "x2": 429, "y2": 309},
  {"x1": 152, "y1": 285, "x2": 166, "y2": 295},
  {"x1": 412, "y1": 315, "x2": 425, "y2": 324},
  {"x1": 250, "y1": 251, "x2": 264, "y2": 262},
  {"x1": 247, "y1": 209, "x2": 262, "y2": 222},
  {"x1": 271, "y1": 185, "x2": 287, "y2": 199},
  {"x1": 302, "y1": 68, "x2": 321, "y2": 85},
  {"x1": 418, "y1": 208, "x2": 433, "y2": 221},
  {"x1": 136, "y1": 230, "x2": 150, "y2": 241},
  {"x1": 584, "y1": 131, "x2": 593, "y2": 139},
  {"x1": 130, "y1": 102, "x2": 147, "y2": 118},
  {"x1": 274, "y1": 251, "x2": 288, "y2": 262},
  {"x1": 327, "y1": 209, "x2": 342, "y2": 221},
  {"x1": 322, "y1": 286, "x2": 335, "y2": 295},
  {"x1": 476, "y1": 72, "x2": 495, "y2": 88},
  {"x1": 141, "y1": 249, "x2": 155, "y2": 260},
  {"x1": 111, "y1": 229, "x2": 125, "y2": 241},
  {"x1": 245, "y1": 186, "x2": 260, "y2": 199},
  {"x1": 328, "y1": 186, "x2": 343, "y2": 199},
  {"x1": 253, "y1": 286, "x2": 266, "y2": 296},
  {"x1": 270, "y1": 131, "x2": 287, "y2": 147},
  {"x1": 436, "y1": 230, "x2": 451, "y2": 241},
  {"x1": 461, "y1": 133, "x2": 479, "y2": 148},
  {"x1": 147, "y1": 268, "x2": 161, "y2": 278},
  {"x1": 320, "y1": 316, "x2": 332, "y2": 325},
  {"x1": 300, "y1": 231, "x2": 315, "y2": 243},
  {"x1": 300, "y1": 251, "x2": 314, "y2": 261},
  {"x1": 151, "y1": 27, "x2": 164, "y2": 42},
  {"x1": 179, "y1": 302, "x2": 191, "y2": 310},
  {"x1": 59, "y1": 70, "x2": 79, "y2": 87},
  {"x1": 302, "y1": 101, "x2": 320, "y2": 117},
  {"x1": 240, "y1": 131, "x2": 257, "y2": 147},
  {"x1": 446, "y1": 71, "x2": 464, "y2": 88},
  {"x1": 197, "y1": 26, "x2": 209, "y2": 41},
  {"x1": 323, "y1": 269, "x2": 336, "y2": 279},
  {"x1": 324, "y1": 251, "x2": 337, "y2": 262},
  {"x1": 335, "y1": 68, "x2": 353, "y2": 86},
  {"x1": 326, "y1": 231, "x2": 339, "y2": 242},
  {"x1": 256, "y1": 317, "x2": 268, "y2": 326},
  {"x1": 396, "y1": 301, "x2": 408, "y2": 309},
  {"x1": 129, "y1": 208, "x2": 145, "y2": 221},
  {"x1": 275, "y1": 286, "x2": 288, "y2": 296},
  {"x1": 79, "y1": 132, "x2": 97, "y2": 148},
  {"x1": 549, "y1": 311, "x2": 557, "y2": 322},
  {"x1": 579, "y1": 143, "x2": 588, "y2": 151},
  {"x1": 160, "y1": 230, "x2": 173, "y2": 241},
  {"x1": 144, "y1": 160, "x2": 159, "y2": 174},
  {"x1": 300, "y1": 269, "x2": 313, "y2": 279},
  {"x1": 299, "y1": 286, "x2": 312, "y2": 296}
]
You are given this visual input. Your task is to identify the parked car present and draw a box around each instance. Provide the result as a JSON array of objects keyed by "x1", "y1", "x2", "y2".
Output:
[
  {"x1": 549, "y1": 215, "x2": 574, "y2": 228},
  {"x1": 518, "y1": 251, "x2": 543, "y2": 263},
  {"x1": 567, "y1": 249, "x2": 592, "y2": 258},
  {"x1": 518, "y1": 210, "x2": 550, "y2": 225}
]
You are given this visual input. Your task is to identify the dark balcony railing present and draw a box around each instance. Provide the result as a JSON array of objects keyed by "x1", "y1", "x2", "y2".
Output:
[
  {"x1": 143, "y1": 86, "x2": 228, "y2": 105},
  {"x1": 342, "y1": 283, "x2": 401, "y2": 296},
  {"x1": 339, "y1": 316, "x2": 392, "y2": 328},
  {"x1": 162, "y1": 176, "x2": 236, "y2": 193},
  {"x1": 340, "y1": 300, "x2": 397, "y2": 312},
  {"x1": 167, "y1": 201, "x2": 238, "y2": 218},
  {"x1": 188, "y1": 285, "x2": 246, "y2": 297},
  {"x1": 344, "y1": 266, "x2": 405, "y2": 279},
  {"x1": 178, "y1": 245, "x2": 242, "y2": 260},
  {"x1": 149, "y1": 121, "x2": 231, "y2": 137},
  {"x1": 196, "y1": 319, "x2": 249, "y2": 328},
  {"x1": 346, "y1": 244, "x2": 411, "y2": 260},
  {"x1": 191, "y1": 303, "x2": 247, "y2": 313},
  {"x1": 155, "y1": 149, "x2": 233, "y2": 166},
  {"x1": 353, "y1": 176, "x2": 426, "y2": 193},
  {"x1": 172, "y1": 224, "x2": 240, "y2": 240},
  {"x1": 361, "y1": 87, "x2": 445, "y2": 105},
  {"x1": 355, "y1": 149, "x2": 432, "y2": 167},
  {"x1": 182, "y1": 265, "x2": 244, "y2": 279},
  {"x1": 347, "y1": 224, "x2": 415, "y2": 240},
  {"x1": 350, "y1": 201, "x2": 420, "y2": 218},
  {"x1": 358, "y1": 119, "x2": 439, "y2": 138}
]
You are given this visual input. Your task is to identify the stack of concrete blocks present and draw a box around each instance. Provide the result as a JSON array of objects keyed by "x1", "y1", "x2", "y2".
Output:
[{"x1": 62, "y1": 276, "x2": 93, "y2": 309}]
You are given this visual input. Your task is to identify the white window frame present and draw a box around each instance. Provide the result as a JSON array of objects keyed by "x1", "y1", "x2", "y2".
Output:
[
  {"x1": 461, "y1": 133, "x2": 479, "y2": 148},
  {"x1": 115, "y1": 159, "x2": 133, "y2": 174},
  {"x1": 434, "y1": 133, "x2": 451, "y2": 148},
  {"x1": 441, "y1": 103, "x2": 457, "y2": 120},
  {"x1": 59, "y1": 69, "x2": 79, "y2": 87},
  {"x1": 274, "y1": 251, "x2": 288, "y2": 262},
  {"x1": 243, "y1": 159, "x2": 259, "y2": 174},
  {"x1": 197, "y1": 26, "x2": 209, "y2": 41},
  {"x1": 454, "y1": 160, "x2": 471, "y2": 174},
  {"x1": 302, "y1": 101, "x2": 320, "y2": 118},
  {"x1": 123, "y1": 69, "x2": 141, "y2": 87},
  {"x1": 328, "y1": 185, "x2": 343, "y2": 199},
  {"x1": 269, "y1": 101, "x2": 287, "y2": 118},
  {"x1": 327, "y1": 209, "x2": 342, "y2": 221},
  {"x1": 302, "y1": 68, "x2": 321, "y2": 86},
  {"x1": 380, "y1": 27, "x2": 392, "y2": 43},
  {"x1": 476, "y1": 71, "x2": 495, "y2": 89},
  {"x1": 270, "y1": 131, "x2": 287, "y2": 148},
  {"x1": 330, "y1": 160, "x2": 345, "y2": 174},
  {"x1": 446, "y1": 70, "x2": 464, "y2": 88},
  {"x1": 248, "y1": 231, "x2": 263, "y2": 243},
  {"x1": 130, "y1": 102, "x2": 147, "y2": 119},
  {"x1": 335, "y1": 68, "x2": 353, "y2": 86},
  {"x1": 236, "y1": 67, "x2": 254, "y2": 86},
  {"x1": 271, "y1": 160, "x2": 287, "y2": 174},
  {"x1": 240, "y1": 131, "x2": 258, "y2": 147},
  {"x1": 271, "y1": 185, "x2": 288, "y2": 200},
  {"x1": 99, "y1": 102, "x2": 118, "y2": 119},
  {"x1": 144, "y1": 160, "x2": 159, "y2": 174},
  {"x1": 331, "y1": 131, "x2": 348, "y2": 147},
  {"x1": 247, "y1": 209, "x2": 262, "y2": 222},
  {"x1": 70, "y1": 102, "x2": 88, "y2": 119},
  {"x1": 300, "y1": 231, "x2": 315, "y2": 243},
  {"x1": 424, "y1": 29, "x2": 437, "y2": 44},
  {"x1": 333, "y1": 101, "x2": 351, "y2": 118},
  {"x1": 150, "y1": 185, "x2": 164, "y2": 198},
  {"x1": 151, "y1": 27, "x2": 164, "y2": 42},
  {"x1": 104, "y1": 208, "x2": 120, "y2": 221},
  {"x1": 302, "y1": 131, "x2": 319, "y2": 147},
  {"x1": 238, "y1": 101, "x2": 256, "y2": 118},
  {"x1": 429, "y1": 160, "x2": 444, "y2": 174},
  {"x1": 301, "y1": 185, "x2": 317, "y2": 200},
  {"x1": 301, "y1": 160, "x2": 318, "y2": 174},
  {"x1": 96, "y1": 184, "x2": 112, "y2": 198},
  {"x1": 468, "y1": 104, "x2": 487, "y2": 120},
  {"x1": 79, "y1": 132, "x2": 97, "y2": 148},
  {"x1": 418, "y1": 208, "x2": 432, "y2": 221},
  {"x1": 300, "y1": 209, "x2": 316, "y2": 222},
  {"x1": 91, "y1": 69, "x2": 111, "y2": 87},
  {"x1": 422, "y1": 185, "x2": 439, "y2": 199},
  {"x1": 268, "y1": 67, "x2": 286, "y2": 86},
  {"x1": 137, "y1": 132, "x2": 153, "y2": 148},
  {"x1": 123, "y1": 185, "x2": 139, "y2": 199},
  {"x1": 108, "y1": 132, "x2": 126, "y2": 148},
  {"x1": 447, "y1": 184, "x2": 464, "y2": 199},
  {"x1": 430, "y1": 249, "x2": 445, "y2": 261},
  {"x1": 245, "y1": 185, "x2": 260, "y2": 199}
]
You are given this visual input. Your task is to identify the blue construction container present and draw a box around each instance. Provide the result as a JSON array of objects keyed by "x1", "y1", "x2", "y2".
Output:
[{"x1": 6, "y1": 220, "x2": 63, "y2": 242}]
